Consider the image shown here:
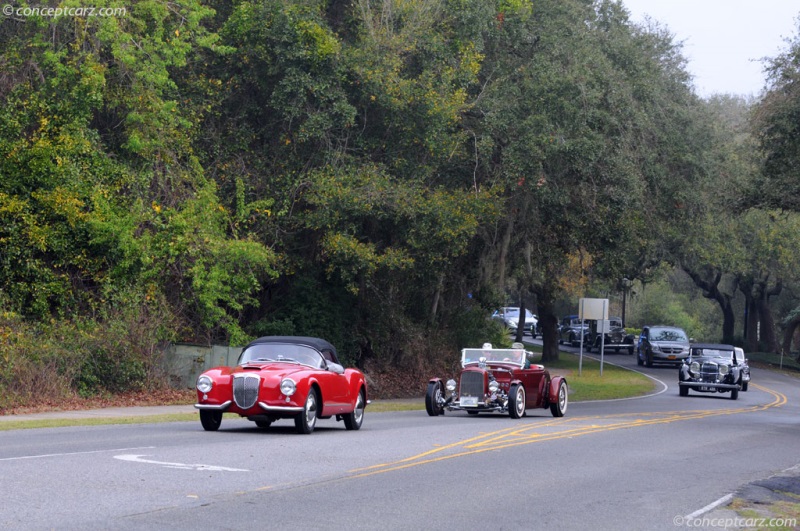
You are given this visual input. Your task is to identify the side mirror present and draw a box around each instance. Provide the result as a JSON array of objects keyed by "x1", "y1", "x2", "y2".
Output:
[{"x1": 327, "y1": 362, "x2": 345, "y2": 374}]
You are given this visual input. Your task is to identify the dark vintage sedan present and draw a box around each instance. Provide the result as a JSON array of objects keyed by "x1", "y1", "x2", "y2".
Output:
[
  {"x1": 425, "y1": 343, "x2": 568, "y2": 418},
  {"x1": 585, "y1": 317, "x2": 635, "y2": 354},
  {"x1": 678, "y1": 343, "x2": 746, "y2": 400},
  {"x1": 195, "y1": 336, "x2": 367, "y2": 434},
  {"x1": 558, "y1": 315, "x2": 589, "y2": 347}
]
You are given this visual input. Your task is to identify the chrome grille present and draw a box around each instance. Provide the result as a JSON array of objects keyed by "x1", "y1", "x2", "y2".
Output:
[
  {"x1": 700, "y1": 362, "x2": 719, "y2": 383},
  {"x1": 661, "y1": 347, "x2": 684, "y2": 355},
  {"x1": 233, "y1": 374, "x2": 260, "y2": 409},
  {"x1": 459, "y1": 371, "x2": 484, "y2": 400}
]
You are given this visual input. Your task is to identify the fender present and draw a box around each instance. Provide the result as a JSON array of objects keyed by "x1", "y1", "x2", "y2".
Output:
[
  {"x1": 548, "y1": 376, "x2": 567, "y2": 403},
  {"x1": 428, "y1": 377, "x2": 443, "y2": 385}
]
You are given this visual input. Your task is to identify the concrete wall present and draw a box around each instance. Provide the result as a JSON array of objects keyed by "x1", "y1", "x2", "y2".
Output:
[{"x1": 164, "y1": 343, "x2": 243, "y2": 389}]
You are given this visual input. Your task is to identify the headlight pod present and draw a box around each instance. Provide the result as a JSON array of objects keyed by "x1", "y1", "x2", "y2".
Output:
[
  {"x1": 280, "y1": 378, "x2": 297, "y2": 396},
  {"x1": 719, "y1": 365, "x2": 729, "y2": 376},
  {"x1": 196, "y1": 375, "x2": 213, "y2": 393},
  {"x1": 488, "y1": 380, "x2": 500, "y2": 393},
  {"x1": 690, "y1": 362, "x2": 700, "y2": 373},
  {"x1": 446, "y1": 379, "x2": 457, "y2": 392}
]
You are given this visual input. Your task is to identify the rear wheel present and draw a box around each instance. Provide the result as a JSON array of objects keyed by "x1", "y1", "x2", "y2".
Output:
[
  {"x1": 200, "y1": 410, "x2": 222, "y2": 431},
  {"x1": 295, "y1": 388, "x2": 319, "y2": 434},
  {"x1": 425, "y1": 381, "x2": 444, "y2": 416},
  {"x1": 343, "y1": 389, "x2": 366, "y2": 430},
  {"x1": 509, "y1": 384, "x2": 526, "y2": 419},
  {"x1": 550, "y1": 381, "x2": 568, "y2": 417}
]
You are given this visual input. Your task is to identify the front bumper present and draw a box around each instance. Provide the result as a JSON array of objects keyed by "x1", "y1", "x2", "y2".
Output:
[{"x1": 679, "y1": 381, "x2": 740, "y2": 391}]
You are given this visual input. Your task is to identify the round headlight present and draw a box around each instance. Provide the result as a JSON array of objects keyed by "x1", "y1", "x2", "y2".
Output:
[
  {"x1": 196, "y1": 375, "x2": 213, "y2": 393},
  {"x1": 690, "y1": 362, "x2": 700, "y2": 373},
  {"x1": 488, "y1": 380, "x2": 500, "y2": 393},
  {"x1": 719, "y1": 365, "x2": 729, "y2": 375},
  {"x1": 446, "y1": 379, "x2": 457, "y2": 392},
  {"x1": 280, "y1": 378, "x2": 296, "y2": 396}
]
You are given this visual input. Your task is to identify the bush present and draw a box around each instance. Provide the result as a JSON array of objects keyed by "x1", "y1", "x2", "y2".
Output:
[{"x1": 0, "y1": 294, "x2": 178, "y2": 410}]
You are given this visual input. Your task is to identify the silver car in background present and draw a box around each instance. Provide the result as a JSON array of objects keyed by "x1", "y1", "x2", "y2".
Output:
[{"x1": 636, "y1": 325, "x2": 691, "y2": 367}]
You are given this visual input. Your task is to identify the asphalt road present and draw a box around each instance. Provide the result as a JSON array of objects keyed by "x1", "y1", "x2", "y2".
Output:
[{"x1": 1, "y1": 344, "x2": 798, "y2": 531}]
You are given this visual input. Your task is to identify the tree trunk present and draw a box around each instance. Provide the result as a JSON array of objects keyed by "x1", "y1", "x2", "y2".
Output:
[
  {"x1": 683, "y1": 267, "x2": 736, "y2": 343},
  {"x1": 782, "y1": 313, "x2": 800, "y2": 358},
  {"x1": 758, "y1": 279, "x2": 782, "y2": 353},
  {"x1": 514, "y1": 295, "x2": 526, "y2": 344},
  {"x1": 535, "y1": 286, "x2": 559, "y2": 363}
]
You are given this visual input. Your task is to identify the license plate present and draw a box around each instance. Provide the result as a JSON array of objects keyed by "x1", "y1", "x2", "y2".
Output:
[
  {"x1": 461, "y1": 396, "x2": 478, "y2": 407},
  {"x1": 667, "y1": 355, "x2": 676, "y2": 360}
]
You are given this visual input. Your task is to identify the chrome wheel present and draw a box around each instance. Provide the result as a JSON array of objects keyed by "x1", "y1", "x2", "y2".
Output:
[
  {"x1": 344, "y1": 390, "x2": 365, "y2": 430},
  {"x1": 295, "y1": 389, "x2": 318, "y2": 434}
]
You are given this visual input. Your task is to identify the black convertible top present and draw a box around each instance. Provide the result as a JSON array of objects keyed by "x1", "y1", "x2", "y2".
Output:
[{"x1": 244, "y1": 336, "x2": 339, "y2": 363}]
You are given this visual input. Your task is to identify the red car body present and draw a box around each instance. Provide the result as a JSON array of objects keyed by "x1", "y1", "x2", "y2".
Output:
[
  {"x1": 195, "y1": 336, "x2": 367, "y2": 434},
  {"x1": 426, "y1": 345, "x2": 568, "y2": 418}
]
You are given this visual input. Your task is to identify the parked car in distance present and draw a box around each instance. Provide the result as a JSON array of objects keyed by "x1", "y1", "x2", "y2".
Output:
[
  {"x1": 636, "y1": 325, "x2": 691, "y2": 367},
  {"x1": 558, "y1": 315, "x2": 589, "y2": 347},
  {"x1": 585, "y1": 317, "x2": 635, "y2": 354},
  {"x1": 425, "y1": 342, "x2": 568, "y2": 418},
  {"x1": 678, "y1": 343, "x2": 745, "y2": 399},
  {"x1": 492, "y1": 307, "x2": 538, "y2": 335},
  {"x1": 195, "y1": 336, "x2": 367, "y2": 434}
]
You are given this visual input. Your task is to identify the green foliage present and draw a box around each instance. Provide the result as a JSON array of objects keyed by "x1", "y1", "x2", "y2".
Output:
[
  {"x1": 628, "y1": 277, "x2": 716, "y2": 342},
  {"x1": 1, "y1": 0, "x2": 798, "y2": 406}
]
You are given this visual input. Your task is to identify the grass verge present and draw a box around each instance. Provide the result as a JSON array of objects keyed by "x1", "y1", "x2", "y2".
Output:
[{"x1": 529, "y1": 349, "x2": 656, "y2": 401}]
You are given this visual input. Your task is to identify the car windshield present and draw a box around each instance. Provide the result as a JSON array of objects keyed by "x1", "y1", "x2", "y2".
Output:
[
  {"x1": 503, "y1": 308, "x2": 534, "y2": 318},
  {"x1": 461, "y1": 348, "x2": 526, "y2": 368},
  {"x1": 650, "y1": 328, "x2": 688, "y2": 342},
  {"x1": 238, "y1": 343, "x2": 324, "y2": 368},
  {"x1": 692, "y1": 348, "x2": 734, "y2": 358}
]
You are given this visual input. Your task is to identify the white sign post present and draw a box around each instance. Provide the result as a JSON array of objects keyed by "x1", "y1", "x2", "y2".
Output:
[{"x1": 578, "y1": 298, "x2": 609, "y2": 376}]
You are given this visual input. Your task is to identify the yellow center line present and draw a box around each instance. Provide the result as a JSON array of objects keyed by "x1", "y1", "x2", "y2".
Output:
[{"x1": 348, "y1": 384, "x2": 786, "y2": 479}]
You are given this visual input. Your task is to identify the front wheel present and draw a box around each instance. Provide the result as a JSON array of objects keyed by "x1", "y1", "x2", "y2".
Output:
[
  {"x1": 742, "y1": 381, "x2": 749, "y2": 392},
  {"x1": 679, "y1": 385, "x2": 689, "y2": 397},
  {"x1": 637, "y1": 350, "x2": 643, "y2": 366},
  {"x1": 550, "y1": 381, "x2": 568, "y2": 417},
  {"x1": 425, "y1": 381, "x2": 444, "y2": 416},
  {"x1": 343, "y1": 389, "x2": 366, "y2": 430},
  {"x1": 509, "y1": 384, "x2": 526, "y2": 419},
  {"x1": 730, "y1": 388, "x2": 739, "y2": 400},
  {"x1": 645, "y1": 351, "x2": 653, "y2": 368},
  {"x1": 200, "y1": 410, "x2": 222, "y2": 431},
  {"x1": 295, "y1": 388, "x2": 319, "y2": 434}
]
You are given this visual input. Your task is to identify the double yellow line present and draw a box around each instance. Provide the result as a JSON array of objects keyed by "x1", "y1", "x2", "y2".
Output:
[{"x1": 349, "y1": 383, "x2": 786, "y2": 479}]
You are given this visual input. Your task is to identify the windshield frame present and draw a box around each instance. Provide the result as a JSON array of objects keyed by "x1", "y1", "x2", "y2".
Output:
[{"x1": 238, "y1": 343, "x2": 325, "y2": 369}]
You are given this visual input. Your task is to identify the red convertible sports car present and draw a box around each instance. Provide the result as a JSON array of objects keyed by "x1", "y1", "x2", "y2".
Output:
[{"x1": 195, "y1": 336, "x2": 367, "y2": 434}]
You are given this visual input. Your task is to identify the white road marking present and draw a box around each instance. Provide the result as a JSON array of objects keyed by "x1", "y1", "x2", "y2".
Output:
[
  {"x1": 0, "y1": 446, "x2": 156, "y2": 462},
  {"x1": 684, "y1": 493, "x2": 734, "y2": 519},
  {"x1": 114, "y1": 454, "x2": 249, "y2": 472}
]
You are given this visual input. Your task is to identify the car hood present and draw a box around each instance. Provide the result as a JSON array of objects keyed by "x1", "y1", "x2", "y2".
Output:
[{"x1": 233, "y1": 362, "x2": 315, "y2": 377}]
